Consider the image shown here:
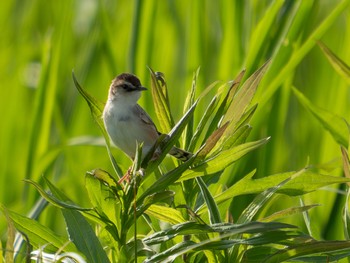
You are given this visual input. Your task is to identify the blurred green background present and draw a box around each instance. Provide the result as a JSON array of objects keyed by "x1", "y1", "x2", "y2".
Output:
[{"x1": 1, "y1": 0, "x2": 349, "y2": 243}]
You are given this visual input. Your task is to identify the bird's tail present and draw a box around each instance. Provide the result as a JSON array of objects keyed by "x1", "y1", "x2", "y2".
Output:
[{"x1": 169, "y1": 146, "x2": 193, "y2": 161}]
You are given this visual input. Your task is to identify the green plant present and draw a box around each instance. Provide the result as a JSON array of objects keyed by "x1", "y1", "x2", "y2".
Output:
[{"x1": 3, "y1": 62, "x2": 350, "y2": 262}]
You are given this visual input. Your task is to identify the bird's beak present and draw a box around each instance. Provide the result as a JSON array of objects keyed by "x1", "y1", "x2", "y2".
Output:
[{"x1": 137, "y1": 86, "x2": 147, "y2": 91}]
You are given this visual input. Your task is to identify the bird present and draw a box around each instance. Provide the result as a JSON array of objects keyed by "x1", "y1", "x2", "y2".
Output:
[{"x1": 102, "y1": 73, "x2": 193, "y2": 163}]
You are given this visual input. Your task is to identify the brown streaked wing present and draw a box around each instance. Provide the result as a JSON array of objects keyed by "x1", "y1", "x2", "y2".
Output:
[{"x1": 134, "y1": 104, "x2": 161, "y2": 136}]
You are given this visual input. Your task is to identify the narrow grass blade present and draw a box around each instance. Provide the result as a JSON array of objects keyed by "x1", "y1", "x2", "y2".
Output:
[
  {"x1": 318, "y1": 41, "x2": 350, "y2": 85},
  {"x1": 342, "y1": 146, "x2": 350, "y2": 182},
  {"x1": 343, "y1": 188, "x2": 350, "y2": 240},
  {"x1": 261, "y1": 204, "x2": 319, "y2": 222},
  {"x1": 196, "y1": 177, "x2": 221, "y2": 224},
  {"x1": 236, "y1": 169, "x2": 306, "y2": 225},
  {"x1": 178, "y1": 137, "x2": 270, "y2": 182},
  {"x1": 148, "y1": 68, "x2": 174, "y2": 133},
  {"x1": 4, "y1": 208, "x2": 15, "y2": 263},
  {"x1": 196, "y1": 122, "x2": 229, "y2": 160},
  {"x1": 218, "y1": 124, "x2": 252, "y2": 153},
  {"x1": 182, "y1": 68, "x2": 199, "y2": 149},
  {"x1": 44, "y1": 176, "x2": 110, "y2": 263},
  {"x1": 222, "y1": 61, "x2": 270, "y2": 139},
  {"x1": 244, "y1": 0, "x2": 285, "y2": 72},
  {"x1": 24, "y1": 179, "x2": 91, "y2": 211},
  {"x1": 143, "y1": 221, "x2": 295, "y2": 262},
  {"x1": 188, "y1": 95, "x2": 218, "y2": 152},
  {"x1": 72, "y1": 72, "x2": 123, "y2": 178},
  {"x1": 264, "y1": 240, "x2": 350, "y2": 263},
  {"x1": 0, "y1": 205, "x2": 77, "y2": 253},
  {"x1": 292, "y1": 86, "x2": 348, "y2": 147},
  {"x1": 143, "y1": 100, "x2": 198, "y2": 173},
  {"x1": 196, "y1": 170, "x2": 350, "y2": 215},
  {"x1": 259, "y1": 0, "x2": 350, "y2": 107},
  {"x1": 24, "y1": 33, "x2": 53, "y2": 195},
  {"x1": 204, "y1": 70, "x2": 245, "y2": 141},
  {"x1": 139, "y1": 155, "x2": 197, "y2": 206},
  {"x1": 62, "y1": 209, "x2": 110, "y2": 263}
]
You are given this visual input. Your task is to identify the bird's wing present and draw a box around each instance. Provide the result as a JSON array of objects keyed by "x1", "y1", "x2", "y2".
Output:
[{"x1": 134, "y1": 104, "x2": 161, "y2": 135}]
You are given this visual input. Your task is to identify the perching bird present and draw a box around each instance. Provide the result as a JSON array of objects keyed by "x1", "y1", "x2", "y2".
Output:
[{"x1": 102, "y1": 73, "x2": 192, "y2": 162}]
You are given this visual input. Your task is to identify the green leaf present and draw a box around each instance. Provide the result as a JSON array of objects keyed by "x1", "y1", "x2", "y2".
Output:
[
  {"x1": 62, "y1": 209, "x2": 110, "y2": 263},
  {"x1": 144, "y1": 221, "x2": 294, "y2": 245},
  {"x1": 24, "y1": 179, "x2": 91, "y2": 211},
  {"x1": 244, "y1": 0, "x2": 285, "y2": 72},
  {"x1": 139, "y1": 154, "x2": 197, "y2": 206},
  {"x1": 188, "y1": 95, "x2": 218, "y2": 152},
  {"x1": 196, "y1": 170, "x2": 350, "y2": 215},
  {"x1": 182, "y1": 68, "x2": 199, "y2": 149},
  {"x1": 72, "y1": 72, "x2": 105, "y2": 131},
  {"x1": 222, "y1": 61, "x2": 270, "y2": 139},
  {"x1": 318, "y1": 41, "x2": 350, "y2": 85},
  {"x1": 145, "y1": 205, "x2": 186, "y2": 225},
  {"x1": 292, "y1": 86, "x2": 348, "y2": 147},
  {"x1": 85, "y1": 172, "x2": 120, "y2": 228},
  {"x1": 44, "y1": 177, "x2": 110, "y2": 263},
  {"x1": 142, "y1": 100, "x2": 198, "y2": 172},
  {"x1": 236, "y1": 174, "x2": 294, "y2": 224},
  {"x1": 204, "y1": 70, "x2": 245, "y2": 141},
  {"x1": 196, "y1": 122, "x2": 229, "y2": 160},
  {"x1": 143, "y1": 221, "x2": 295, "y2": 262},
  {"x1": 259, "y1": 0, "x2": 350, "y2": 107},
  {"x1": 0, "y1": 205, "x2": 77, "y2": 253},
  {"x1": 342, "y1": 146, "x2": 350, "y2": 182},
  {"x1": 196, "y1": 177, "x2": 221, "y2": 224},
  {"x1": 343, "y1": 189, "x2": 350, "y2": 240},
  {"x1": 72, "y1": 72, "x2": 123, "y2": 178},
  {"x1": 149, "y1": 68, "x2": 174, "y2": 133},
  {"x1": 264, "y1": 240, "x2": 350, "y2": 263},
  {"x1": 178, "y1": 137, "x2": 270, "y2": 182},
  {"x1": 261, "y1": 204, "x2": 319, "y2": 222}
]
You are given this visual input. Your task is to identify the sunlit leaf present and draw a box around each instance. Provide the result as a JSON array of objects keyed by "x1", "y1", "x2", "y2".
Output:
[
  {"x1": 24, "y1": 179, "x2": 91, "y2": 211},
  {"x1": 222, "y1": 60, "x2": 270, "y2": 137},
  {"x1": 196, "y1": 177, "x2": 221, "y2": 224},
  {"x1": 178, "y1": 137, "x2": 270, "y2": 182},
  {"x1": 0, "y1": 205, "x2": 77, "y2": 253},
  {"x1": 318, "y1": 41, "x2": 350, "y2": 85},
  {"x1": 85, "y1": 172, "x2": 120, "y2": 227},
  {"x1": 196, "y1": 122, "x2": 229, "y2": 160},
  {"x1": 188, "y1": 95, "x2": 219, "y2": 152},
  {"x1": 44, "y1": 177, "x2": 110, "y2": 263},
  {"x1": 149, "y1": 68, "x2": 174, "y2": 133},
  {"x1": 62, "y1": 210, "x2": 110, "y2": 263},
  {"x1": 264, "y1": 240, "x2": 350, "y2": 263},
  {"x1": 143, "y1": 100, "x2": 198, "y2": 173},
  {"x1": 293, "y1": 86, "x2": 348, "y2": 147},
  {"x1": 145, "y1": 205, "x2": 186, "y2": 225},
  {"x1": 261, "y1": 204, "x2": 319, "y2": 222},
  {"x1": 196, "y1": 170, "x2": 350, "y2": 215}
]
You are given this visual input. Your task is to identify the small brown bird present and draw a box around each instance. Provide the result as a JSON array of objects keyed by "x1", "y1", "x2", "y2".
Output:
[{"x1": 102, "y1": 73, "x2": 192, "y2": 162}]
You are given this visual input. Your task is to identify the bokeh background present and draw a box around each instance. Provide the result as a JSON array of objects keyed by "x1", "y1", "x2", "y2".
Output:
[{"x1": 1, "y1": 0, "x2": 349, "y2": 243}]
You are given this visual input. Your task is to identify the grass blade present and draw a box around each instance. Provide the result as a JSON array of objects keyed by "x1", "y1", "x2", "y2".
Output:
[
  {"x1": 0, "y1": 205, "x2": 77, "y2": 253},
  {"x1": 292, "y1": 86, "x2": 348, "y2": 147},
  {"x1": 143, "y1": 100, "x2": 198, "y2": 172},
  {"x1": 149, "y1": 68, "x2": 174, "y2": 133},
  {"x1": 179, "y1": 137, "x2": 270, "y2": 182},
  {"x1": 72, "y1": 72, "x2": 123, "y2": 178},
  {"x1": 318, "y1": 41, "x2": 350, "y2": 85},
  {"x1": 196, "y1": 177, "x2": 221, "y2": 224}
]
